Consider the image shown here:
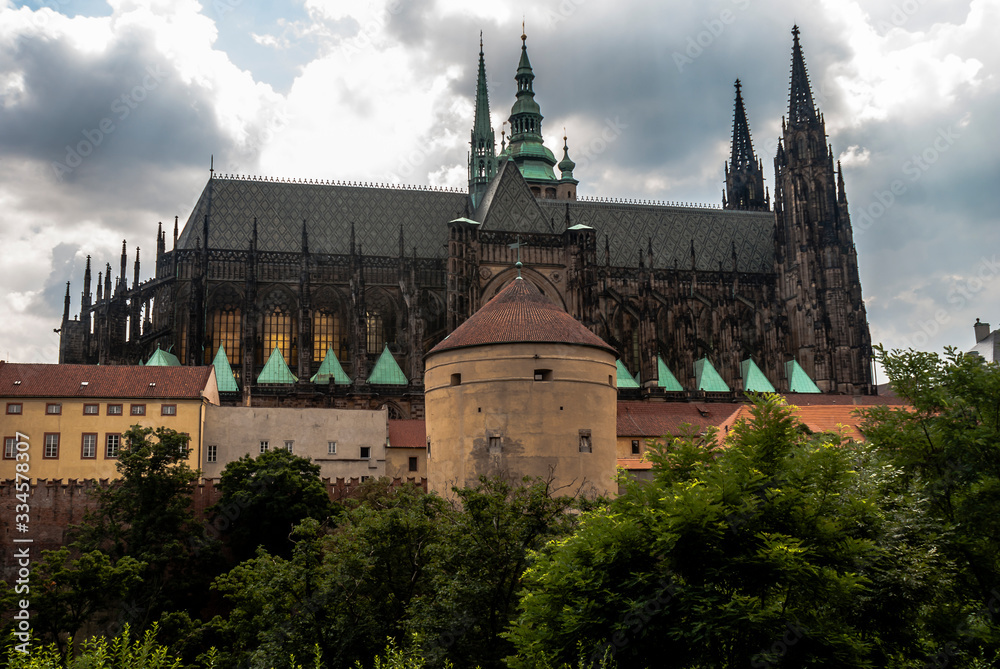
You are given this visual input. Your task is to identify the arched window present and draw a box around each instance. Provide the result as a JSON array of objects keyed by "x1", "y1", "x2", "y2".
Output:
[
  {"x1": 313, "y1": 310, "x2": 341, "y2": 360},
  {"x1": 264, "y1": 306, "x2": 295, "y2": 366},
  {"x1": 366, "y1": 310, "x2": 384, "y2": 352},
  {"x1": 210, "y1": 308, "x2": 241, "y2": 365}
]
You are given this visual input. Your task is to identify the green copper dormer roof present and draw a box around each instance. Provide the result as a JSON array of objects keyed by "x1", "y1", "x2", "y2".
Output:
[
  {"x1": 310, "y1": 348, "x2": 351, "y2": 385},
  {"x1": 741, "y1": 358, "x2": 776, "y2": 393},
  {"x1": 145, "y1": 346, "x2": 180, "y2": 366},
  {"x1": 785, "y1": 359, "x2": 821, "y2": 393},
  {"x1": 257, "y1": 347, "x2": 297, "y2": 384},
  {"x1": 616, "y1": 360, "x2": 640, "y2": 389},
  {"x1": 367, "y1": 345, "x2": 408, "y2": 385},
  {"x1": 694, "y1": 357, "x2": 730, "y2": 392},
  {"x1": 212, "y1": 345, "x2": 240, "y2": 392},
  {"x1": 656, "y1": 356, "x2": 685, "y2": 391}
]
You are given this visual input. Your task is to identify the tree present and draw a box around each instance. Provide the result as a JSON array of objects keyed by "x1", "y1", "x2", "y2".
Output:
[
  {"x1": 211, "y1": 481, "x2": 449, "y2": 669},
  {"x1": 26, "y1": 549, "x2": 144, "y2": 658},
  {"x1": 210, "y1": 448, "x2": 337, "y2": 561},
  {"x1": 74, "y1": 425, "x2": 212, "y2": 627},
  {"x1": 859, "y1": 346, "x2": 1000, "y2": 665},
  {"x1": 506, "y1": 394, "x2": 950, "y2": 668},
  {"x1": 408, "y1": 476, "x2": 577, "y2": 669}
]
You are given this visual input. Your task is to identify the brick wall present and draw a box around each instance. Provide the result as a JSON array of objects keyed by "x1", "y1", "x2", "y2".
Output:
[{"x1": 0, "y1": 476, "x2": 427, "y2": 580}]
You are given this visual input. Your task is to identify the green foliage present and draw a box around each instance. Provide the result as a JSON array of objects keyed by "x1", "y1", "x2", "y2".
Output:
[
  {"x1": 210, "y1": 448, "x2": 337, "y2": 561},
  {"x1": 211, "y1": 482, "x2": 448, "y2": 668},
  {"x1": 507, "y1": 394, "x2": 945, "y2": 668},
  {"x1": 408, "y1": 477, "x2": 577, "y2": 669},
  {"x1": 26, "y1": 549, "x2": 144, "y2": 657},
  {"x1": 72, "y1": 425, "x2": 215, "y2": 629},
  {"x1": 3, "y1": 625, "x2": 182, "y2": 669}
]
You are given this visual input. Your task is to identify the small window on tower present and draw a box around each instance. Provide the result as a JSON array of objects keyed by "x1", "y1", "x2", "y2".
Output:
[
  {"x1": 450, "y1": 373, "x2": 462, "y2": 386},
  {"x1": 489, "y1": 436, "x2": 501, "y2": 455},
  {"x1": 534, "y1": 369, "x2": 552, "y2": 381},
  {"x1": 579, "y1": 430, "x2": 592, "y2": 454}
]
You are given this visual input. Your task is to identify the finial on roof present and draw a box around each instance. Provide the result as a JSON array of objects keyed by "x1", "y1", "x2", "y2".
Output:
[
  {"x1": 522, "y1": 18, "x2": 526, "y2": 43},
  {"x1": 508, "y1": 234, "x2": 526, "y2": 279},
  {"x1": 210, "y1": 154, "x2": 214, "y2": 176}
]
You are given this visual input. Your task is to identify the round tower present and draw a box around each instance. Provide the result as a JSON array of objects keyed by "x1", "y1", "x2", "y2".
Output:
[{"x1": 425, "y1": 277, "x2": 618, "y2": 499}]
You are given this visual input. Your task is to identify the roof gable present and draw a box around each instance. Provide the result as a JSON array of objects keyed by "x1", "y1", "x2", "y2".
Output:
[
  {"x1": 473, "y1": 160, "x2": 554, "y2": 234},
  {"x1": 145, "y1": 347, "x2": 180, "y2": 366},
  {"x1": 212, "y1": 345, "x2": 240, "y2": 392},
  {"x1": 695, "y1": 357, "x2": 730, "y2": 392},
  {"x1": 257, "y1": 348, "x2": 298, "y2": 384},
  {"x1": 367, "y1": 345, "x2": 408, "y2": 385},
  {"x1": 741, "y1": 358, "x2": 776, "y2": 393},
  {"x1": 310, "y1": 348, "x2": 352, "y2": 385},
  {"x1": 786, "y1": 360, "x2": 821, "y2": 393}
]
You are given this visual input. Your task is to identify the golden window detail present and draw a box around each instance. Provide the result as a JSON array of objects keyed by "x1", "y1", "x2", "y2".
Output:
[{"x1": 210, "y1": 308, "x2": 241, "y2": 365}]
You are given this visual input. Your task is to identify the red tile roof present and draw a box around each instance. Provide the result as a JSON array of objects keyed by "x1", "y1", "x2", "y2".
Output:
[
  {"x1": 617, "y1": 401, "x2": 742, "y2": 437},
  {"x1": 781, "y1": 393, "x2": 909, "y2": 406},
  {"x1": 428, "y1": 279, "x2": 617, "y2": 356},
  {"x1": 388, "y1": 420, "x2": 426, "y2": 448},
  {"x1": 0, "y1": 363, "x2": 214, "y2": 400},
  {"x1": 618, "y1": 457, "x2": 654, "y2": 470},
  {"x1": 721, "y1": 402, "x2": 911, "y2": 442}
]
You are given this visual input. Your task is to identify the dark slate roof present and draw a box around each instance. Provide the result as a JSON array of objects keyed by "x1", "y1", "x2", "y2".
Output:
[
  {"x1": 0, "y1": 363, "x2": 213, "y2": 399},
  {"x1": 428, "y1": 278, "x2": 617, "y2": 356},
  {"x1": 473, "y1": 160, "x2": 555, "y2": 233},
  {"x1": 177, "y1": 177, "x2": 468, "y2": 258},
  {"x1": 176, "y1": 175, "x2": 775, "y2": 273},
  {"x1": 537, "y1": 200, "x2": 775, "y2": 272}
]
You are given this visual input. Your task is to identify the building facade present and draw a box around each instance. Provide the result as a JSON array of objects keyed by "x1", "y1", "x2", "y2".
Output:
[
  {"x1": 0, "y1": 362, "x2": 218, "y2": 480},
  {"x1": 58, "y1": 26, "x2": 873, "y2": 409}
]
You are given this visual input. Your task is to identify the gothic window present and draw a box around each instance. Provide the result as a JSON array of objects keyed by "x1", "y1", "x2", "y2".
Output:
[
  {"x1": 177, "y1": 318, "x2": 188, "y2": 366},
  {"x1": 210, "y1": 308, "x2": 241, "y2": 366},
  {"x1": 365, "y1": 290, "x2": 397, "y2": 353},
  {"x1": 313, "y1": 310, "x2": 341, "y2": 360},
  {"x1": 366, "y1": 311, "x2": 383, "y2": 352},
  {"x1": 264, "y1": 306, "x2": 295, "y2": 366}
]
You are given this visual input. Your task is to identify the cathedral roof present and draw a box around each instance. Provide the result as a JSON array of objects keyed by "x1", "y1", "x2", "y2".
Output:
[
  {"x1": 177, "y1": 177, "x2": 468, "y2": 258},
  {"x1": 176, "y1": 175, "x2": 775, "y2": 273},
  {"x1": 428, "y1": 278, "x2": 616, "y2": 357},
  {"x1": 537, "y1": 200, "x2": 775, "y2": 272}
]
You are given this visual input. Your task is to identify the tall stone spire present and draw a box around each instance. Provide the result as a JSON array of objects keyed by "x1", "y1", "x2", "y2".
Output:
[
  {"x1": 505, "y1": 27, "x2": 558, "y2": 191},
  {"x1": 469, "y1": 32, "x2": 497, "y2": 208},
  {"x1": 773, "y1": 25, "x2": 872, "y2": 395},
  {"x1": 724, "y1": 79, "x2": 767, "y2": 211},
  {"x1": 787, "y1": 25, "x2": 818, "y2": 126}
]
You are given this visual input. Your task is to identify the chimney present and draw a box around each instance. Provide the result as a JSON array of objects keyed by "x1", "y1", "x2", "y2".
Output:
[{"x1": 975, "y1": 318, "x2": 990, "y2": 343}]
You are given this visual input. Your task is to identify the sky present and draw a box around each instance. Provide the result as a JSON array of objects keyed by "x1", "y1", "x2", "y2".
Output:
[{"x1": 0, "y1": 0, "x2": 997, "y2": 378}]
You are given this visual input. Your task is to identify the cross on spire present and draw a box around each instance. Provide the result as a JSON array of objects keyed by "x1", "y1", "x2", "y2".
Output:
[{"x1": 508, "y1": 235, "x2": 527, "y2": 278}]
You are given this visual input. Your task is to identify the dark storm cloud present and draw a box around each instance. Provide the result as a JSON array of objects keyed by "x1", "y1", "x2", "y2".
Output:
[{"x1": 0, "y1": 27, "x2": 236, "y2": 215}]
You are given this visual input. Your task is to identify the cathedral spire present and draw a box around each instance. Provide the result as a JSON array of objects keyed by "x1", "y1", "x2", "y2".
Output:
[
  {"x1": 724, "y1": 79, "x2": 767, "y2": 211},
  {"x1": 787, "y1": 25, "x2": 818, "y2": 126},
  {"x1": 505, "y1": 29, "x2": 558, "y2": 191},
  {"x1": 730, "y1": 79, "x2": 755, "y2": 171},
  {"x1": 469, "y1": 32, "x2": 497, "y2": 208}
]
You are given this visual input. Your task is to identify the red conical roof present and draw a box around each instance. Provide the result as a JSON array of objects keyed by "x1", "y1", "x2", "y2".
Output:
[{"x1": 428, "y1": 278, "x2": 616, "y2": 356}]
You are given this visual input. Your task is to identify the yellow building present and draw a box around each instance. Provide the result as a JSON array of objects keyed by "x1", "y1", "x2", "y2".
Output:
[
  {"x1": 425, "y1": 277, "x2": 618, "y2": 499},
  {"x1": 386, "y1": 419, "x2": 427, "y2": 480},
  {"x1": 0, "y1": 362, "x2": 218, "y2": 480}
]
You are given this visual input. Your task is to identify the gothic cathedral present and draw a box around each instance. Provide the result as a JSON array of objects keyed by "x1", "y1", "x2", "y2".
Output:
[{"x1": 58, "y1": 26, "x2": 874, "y2": 416}]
